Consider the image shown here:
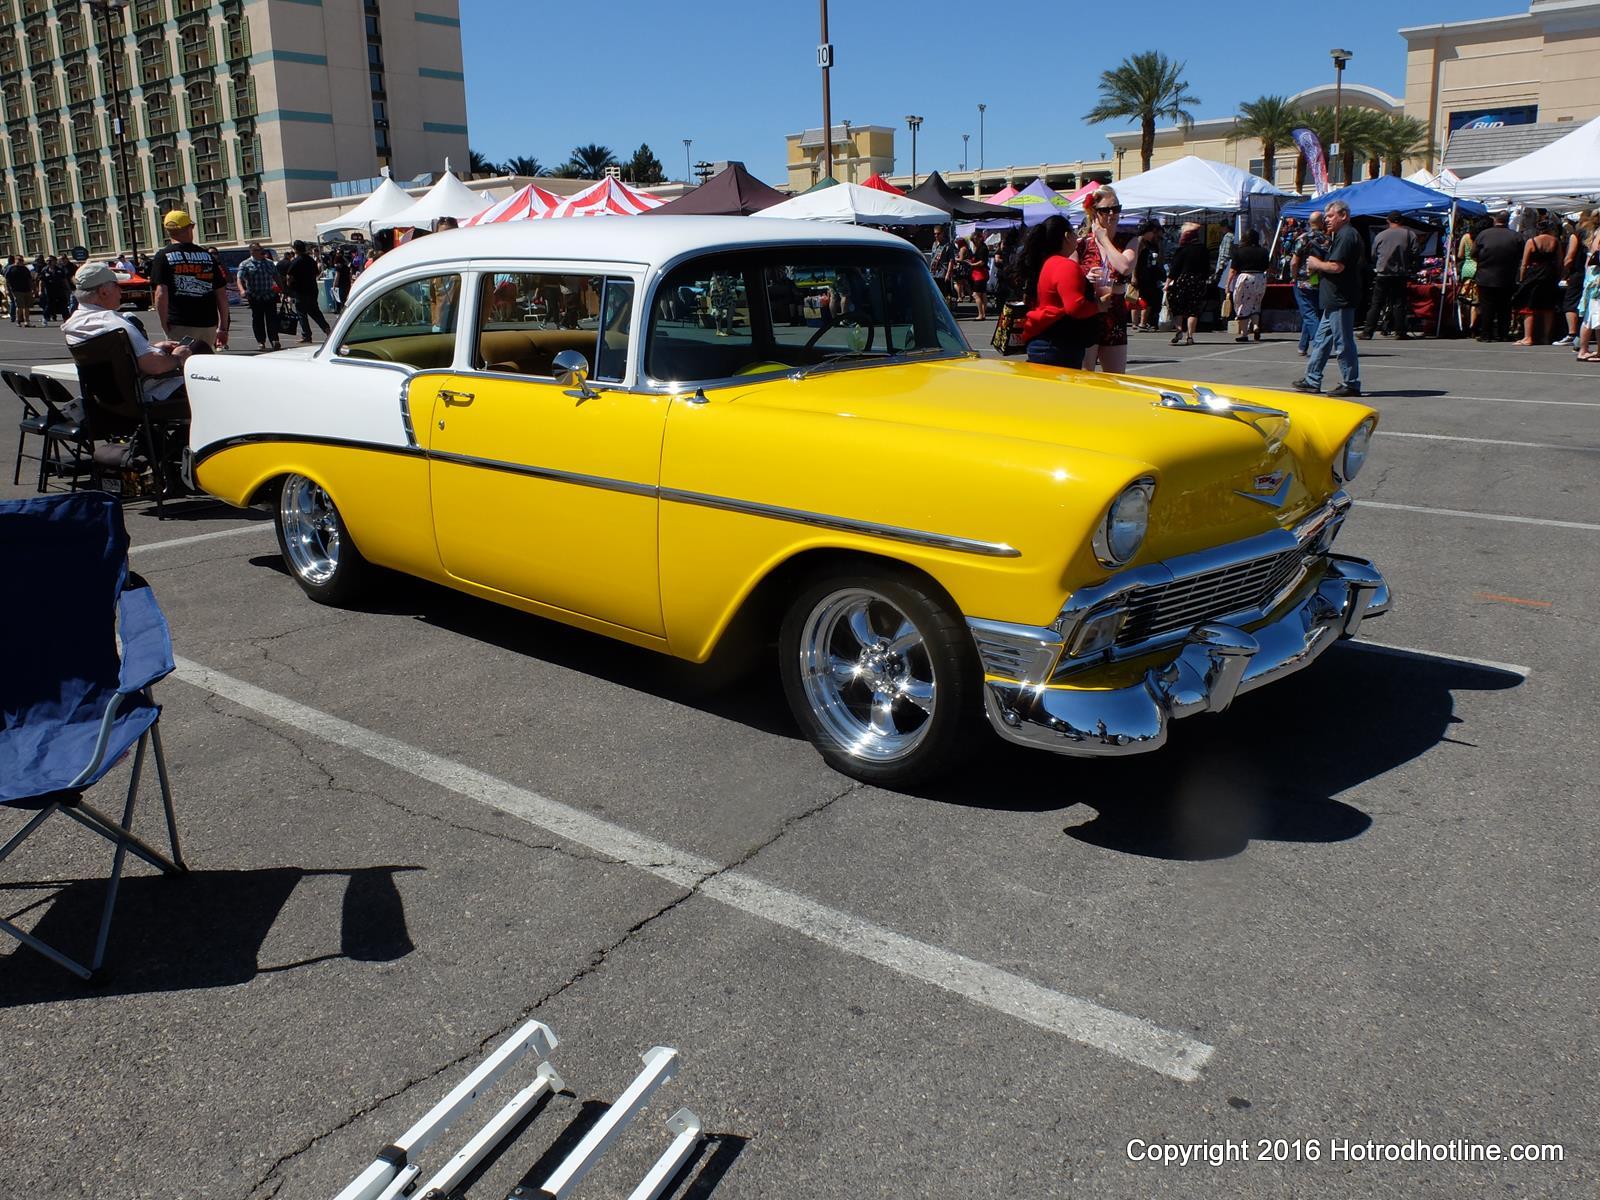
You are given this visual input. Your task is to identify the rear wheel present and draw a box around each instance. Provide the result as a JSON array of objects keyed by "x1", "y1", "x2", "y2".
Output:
[
  {"x1": 778, "y1": 566, "x2": 978, "y2": 787},
  {"x1": 274, "y1": 473, "x2": 370, "y2": 605}
]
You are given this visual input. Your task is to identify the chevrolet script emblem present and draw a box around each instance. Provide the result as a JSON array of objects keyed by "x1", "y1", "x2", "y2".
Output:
[{"x1": 1235, "y1": 470, "x2": 1293, "y2": 507}]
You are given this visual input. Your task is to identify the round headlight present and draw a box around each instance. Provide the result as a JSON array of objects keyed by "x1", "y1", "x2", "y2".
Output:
[
  {"x1": 1337, "y1": 417, "x2": 1376, "y2": 483},
  {"x1": 1094, "y1": 479, "x2": 1153, "y2": 568}
]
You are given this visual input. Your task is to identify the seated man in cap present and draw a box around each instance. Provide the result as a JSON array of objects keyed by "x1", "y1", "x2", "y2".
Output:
[
  {"x1": 62, "y1": 261, "x2": 197, "y2": 412},
  {"x1": 149, "y1": 209, "x2": 230, "y2": 349}
]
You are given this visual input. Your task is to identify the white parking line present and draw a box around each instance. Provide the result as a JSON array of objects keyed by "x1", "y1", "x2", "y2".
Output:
[
  {"x1": 1434, "y1": 394, "x2": 1600, "y2": 409},
  {"x1": 1344, "y1": 640, "x2": 1530, "y2": 679},
  {"x1": 130, "y1": 523, "x2": 274, "y2": 555},
  {"x1": 1239, "y1": 357, "x2": 1594, "y2": 380},
  {"x1": 1378, "y1": 431, "x2": 1600, "y2": 452},
  {"x1": 171, "y1": 655, "x2": 1215, "y2": 1083},
  {"x1": 1360, "y1": 500, "x2": 1600, "y2": 532}
]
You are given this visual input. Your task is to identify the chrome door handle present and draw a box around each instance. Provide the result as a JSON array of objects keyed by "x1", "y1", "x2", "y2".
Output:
[{"x1": 439, "y1": 389, "x2": 475, "y2": 406}]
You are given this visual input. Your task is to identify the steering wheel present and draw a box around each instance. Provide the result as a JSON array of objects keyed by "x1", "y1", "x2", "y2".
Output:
[{"x1": 803, "y1": 313, "x2": 874, "y2": 353}]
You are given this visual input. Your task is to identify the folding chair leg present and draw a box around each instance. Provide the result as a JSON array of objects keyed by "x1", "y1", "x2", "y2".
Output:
[
  {"x1": 90, "y1": 732, "x2": 147, "y2": 974},
  {"x1": 148, "y1": 719, "x2": 185, "y2": 869},
  {"x1": 0, "y1": 915, "x2": 93, "y2": 980},
  {"x1": 0, "y1": 801, "x2": 61, "y2": 864},
  {"x1": 62, "y1": 799, "x2": 185, "y2": 876}
]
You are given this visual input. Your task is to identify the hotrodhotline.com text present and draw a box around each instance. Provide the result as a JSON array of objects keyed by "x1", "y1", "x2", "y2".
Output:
[{"x1": 1126, "y1": 1139, "x2": 1566, "y2": 1167}]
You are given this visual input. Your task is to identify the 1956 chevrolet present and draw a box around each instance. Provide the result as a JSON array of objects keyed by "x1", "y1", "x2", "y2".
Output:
[{"x1": 185, "y1": 218, "x2": 1388, "y2": 786}]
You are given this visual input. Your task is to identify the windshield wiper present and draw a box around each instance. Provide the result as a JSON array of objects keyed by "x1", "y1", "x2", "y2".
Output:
[{"x1": 789, "y1": 346, "x2": 949, "y2": 381}]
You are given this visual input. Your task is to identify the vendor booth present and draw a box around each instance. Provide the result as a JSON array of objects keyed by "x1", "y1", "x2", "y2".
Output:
[
  {"x1": 907, "y1": 172, "x2": 1022, "y2": 223},
  {"x1": 647, "y1": 162, "x2": 786, "y2": 216},
  {"x1": 374, "y1": 166, "x2": 493, "y2": 231},
  {"x1": 1455, "y1": 113, "x2": 1600, "y2": 205},
  {"x1": 761, "y1": 182, "x2": 949, "y2": 225},
  {"x1": 461, "y1": 182, "x2": 563, "y2": 225},
  {"x1": 1110, "y1": 156, "x2": 1288, "y2": 219},
  {"x1": 314, "y1": 169, "x2": 415, "y2": 237},
  {"x1": 547, "y1": 177, "x2": 665, "y2": 218}
]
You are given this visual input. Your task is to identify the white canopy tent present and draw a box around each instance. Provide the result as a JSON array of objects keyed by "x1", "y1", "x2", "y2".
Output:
[
  {"x1": 372, "y1": 165, "x2": 491, "y2": 231},
  {"x1": 1109, "y1": 156, "x2": 1289, "y2": 216},
  {"x1": 761, "y1": 182, "x2": 950, "y2": 226},
  {"x1": 1454, "y1": 114, "x2": 1600, "y2": 204},
  {"x1": 314, "y1": 169, "x2": 415, "y2": 236}
]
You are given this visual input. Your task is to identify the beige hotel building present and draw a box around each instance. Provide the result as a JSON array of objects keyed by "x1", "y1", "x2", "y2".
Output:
[{"x1": 0, "y1": 0, "x2": 468, "y2": 260}]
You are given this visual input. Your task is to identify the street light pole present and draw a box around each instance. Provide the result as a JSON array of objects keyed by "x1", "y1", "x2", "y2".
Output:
[
  {"x1": 840, "y1": 118, "x2": 851, "y2": 183},
  {"x1": 977, "y1": 103, "x2": 986, "y2": 193},
  {"x1": 818, "y1": 0, "x2": 833, "y2": 181},
  {"x1": 1330, "y1": 48, "x2": 1352, "y2": 180},
  {"x1": 904, "y1": 114, "x2": 922, "y2": 188},
  {"x1": 682, "y1": 138, "x2": 692, "y2": 183},
  {"x1": 961, "y1": 133, "x2": 969, "y2": 174},
  {"x1": 88, "y1": 0, "x2": 137, "y2": 264}
]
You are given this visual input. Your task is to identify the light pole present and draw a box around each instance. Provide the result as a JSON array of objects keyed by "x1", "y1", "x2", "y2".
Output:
[
  {"x1": 87, "y1": 0, "x2": 137, "y2": 264},
  {"x1": 904, "y1": 114, "x2": 922, "y2": 188},
  {"x1": 961, "y1": 133, "x2": 969, "y2": 174},
  {"x1": 1330, "y1": 48, "x2": 1352, "y2": 181},
  {"x1": 682, "y1": 138, "x2": 692, "y2": 182},
  {"x1": 977, "y1": 102, "x2": 986, "y2": 193},
  {"x1": 840, "y1": 118, "x2": 851, "y2": 182},
  {"x1": 818, "y1": 0, "x2": 834, "y2": 181}
]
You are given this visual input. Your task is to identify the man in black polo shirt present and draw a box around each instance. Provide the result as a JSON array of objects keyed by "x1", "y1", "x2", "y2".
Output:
[
  {"x1": 1472, "y1": 211, "x2": 1523, "y2": 342},
  {"x1": 148, "y1": 209, "x2": 229, "y2": 349},
  {"x1": 1292, "y1": 198, "x2": 1365, "y2": 397}
]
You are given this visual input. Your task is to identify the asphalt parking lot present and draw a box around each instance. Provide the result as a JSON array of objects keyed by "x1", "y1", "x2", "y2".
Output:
[{"x1": 2, "y1": 317, "x2": 1596, "y2": 1199}]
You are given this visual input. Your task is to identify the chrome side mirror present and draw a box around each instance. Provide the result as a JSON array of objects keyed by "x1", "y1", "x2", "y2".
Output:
[{"x1": 553, "y1": 349, "x2": 596, "y2": 399}]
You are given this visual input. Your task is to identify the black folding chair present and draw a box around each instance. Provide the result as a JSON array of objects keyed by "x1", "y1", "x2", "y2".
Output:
[
  {"x1": 4, "y1": 368, "x2": 49, "y2": 488},
  {"x1": 34, "y1": 375, "x2": 96, "y2": 493},
  {"x1": 67, "y1": 329, "x2": 190, "y2": 512},
  {"x1": 0, "y1": 492, "x2": 186, "y2": 980}
]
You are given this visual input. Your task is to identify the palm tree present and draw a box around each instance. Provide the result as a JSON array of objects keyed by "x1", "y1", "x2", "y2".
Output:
[
  {"x1": 566, "y1": 144, "x2": 618, "y2": 180},
  {"x1": 1336, "y1": 109, "x2": 1385, "y2": 184},
  {"x1": 1370, "y1": 114, "x2": 1435, "y2": 177},
  {"x1": 1083, "y1": 52, "x2": 1200, "y2": 172},
  {"x1": 1229, "y1": 95, "x2": 1298, "y2": 186},
  {"x1": 503, "y1": 155, "x2": 545, "y2": 177},
  {"x1": 467, "y1": 148, "x2": 499, "y2": 177}
]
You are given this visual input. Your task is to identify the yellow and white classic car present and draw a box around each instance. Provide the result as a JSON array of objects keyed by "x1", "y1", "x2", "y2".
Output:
[{"x1": 186, "y1": 218, "x2": 1389, "y2": 786}]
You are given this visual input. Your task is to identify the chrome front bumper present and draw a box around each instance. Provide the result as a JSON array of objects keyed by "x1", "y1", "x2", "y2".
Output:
[{"x1": 981, "y1": 555, "x2": 1390, "y2": 757}]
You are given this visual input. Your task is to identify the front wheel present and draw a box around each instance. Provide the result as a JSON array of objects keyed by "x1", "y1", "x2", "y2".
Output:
[
  {"x1": 274, "y1": 473, "x2": 370, "y2": 605},
  {"x1": 778, "y1": 567, "x2": 979, "y2": 787}
]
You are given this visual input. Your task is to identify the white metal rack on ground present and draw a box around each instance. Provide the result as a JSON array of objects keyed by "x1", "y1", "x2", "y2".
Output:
[{"x1": 334, "y1": 1021, "x2": 703, "y2": 1200}]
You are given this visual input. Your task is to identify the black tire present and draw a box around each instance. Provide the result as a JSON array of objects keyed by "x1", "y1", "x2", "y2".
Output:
[
  {"x1": 778, "y1": 564, "x2": 979, "y2": 787},
  {"x1": 273, "y1": 473, "x2": 371, "y2": 606}
]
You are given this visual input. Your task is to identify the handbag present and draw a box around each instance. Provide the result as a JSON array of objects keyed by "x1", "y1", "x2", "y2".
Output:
[
  {"x1": 276, "y1": 294, "x2": 300, "y2": 335},
  {"x1": 991, "y1": 300, "x2": 1027, "y2": 356}
]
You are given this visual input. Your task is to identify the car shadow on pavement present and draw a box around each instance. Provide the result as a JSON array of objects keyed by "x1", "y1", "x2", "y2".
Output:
[
  {"x1": 921, "y1": 643, "x2": 1525, "y2": 861},
  {"x1": 126, "y1": 497, "x2": 271, "y2": 524},
  {"x1": 247, "y1": 560, "x2": 804, "y2": 740},
  {"x1": 0, "y1": 865, "x2": 419, "y2": 1007}
]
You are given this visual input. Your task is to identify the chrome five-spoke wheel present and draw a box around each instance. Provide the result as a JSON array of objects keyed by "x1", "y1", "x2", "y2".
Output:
[
  {"x1": 780, "y1": 567, "x2": 979, "y2": 786},
  {"x1": 274, "y1": 473, "x2": 369, "y2": 604}
]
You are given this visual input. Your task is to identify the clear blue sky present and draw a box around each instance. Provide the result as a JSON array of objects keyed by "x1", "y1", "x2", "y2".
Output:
[{"x1": 461, "y1": 1, "x2": 1518, "y2": 182}]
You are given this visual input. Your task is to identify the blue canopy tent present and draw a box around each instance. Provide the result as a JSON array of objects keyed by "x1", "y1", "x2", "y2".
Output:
[{"x1": 1281, "y1": 175, "x2": 1486, "y2": 221}]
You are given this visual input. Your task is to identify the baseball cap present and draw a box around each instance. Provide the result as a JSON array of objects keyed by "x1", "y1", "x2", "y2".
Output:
[
  {"x1": 162, "y1": 210, "x2": 194, "y2": 230},
  {"x1": 73, "y1": 261, "x2": 119, "y2": 290}
]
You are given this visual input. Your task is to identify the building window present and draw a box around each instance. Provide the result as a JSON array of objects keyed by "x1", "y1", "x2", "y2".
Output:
[
  {"x1": 46, "y1": 163, "x2": 71, "y2": 205},
  {"x1": 25, "y1": 21, "x2": 52, "y2": 66},
  {"x1": 229, "y1": 72, "x2": 255, "y2": 119},
  {"x1": 192, "y1": 133, "x2": 223, "y2": 183},
  {"x1": 142, "y1": 89, "x2": 173, "y2": 136},
  {"x1": 85, "y1": 205, "x2": 110, "y2": 252},
  {"x1": 236, "y1": 124, "x2": 260, "y2": 175},
  {"x1": 9, "y1": 124, "x2": 35, "y2": 166},
  {"x1": 16, "y1": 168, "x2": 39, "y2": 208},
  {"x1": 132, "y1": 0, "x2": 165, "y2": 30},
  {"x1": 198, "y1": 187, "x2": 229, "y2": 241},
  {"x1": 224, "y1": 12, "x2": 250, "y2": 59},
  {"x1": 58, "y1": 11, "x2": 88, "y2": 55},
  {"x1": 116, "y1": 206, "x2": 144, "y2": 252},
  {"x1": 92, "y1": 6, "x2": 127, "y2": 45},
  {"x1": 79, "y1": 158, "x2": 105, "y2": 200},
  {"x1": 21, "y1": 0, "x2": 46, "y2": 15},
  {"x1": 111, "y1": 144, "x2": 141, "y2": 191},
  {"x1": 0, "y1": 34, "x2": 20, "y2": 75},
  {"x1": 38, "y1": 116, "x2": 63, "y2": 159},
  {"x1": 175, "y1": 0, "x2": 207, "y2": 13},
  {"x1": 138, "y1": 35, "x2": 169, "y2": 85},
  {"x1": 151, "y1": 138, "x2": 182, "y2": 188},
  {"x1": 65, "y1": 59, "x2": 93, "y2": 104},
  {"x1": 50, "y1": 207, "x2": 76, "y2": 251},
  {"x1": 369, "y1": 71, "x2": 385, "y2": 98},
  {"x1": 20, "y1": 213, "x2": 44, "y2": 256},
  {"x1": 186, "y1": 75, "x2": 218, "y2": 125},
  {"x1": 98, "y1": 48, "x2": 130, "y2": 95},
  {"x1": 32, "y1": 70, "x2": 56, "y2": 114},
  {"x1": 71, "y1": 108, "x2": 98, "y2": 153},
  {"x1": 240, "y1": 186, "x2": 266, "y2": 238},
  {"x1": 1, "y1": 80, "x2": 24, "y2": 123},
  {"x1": 179, "y1": 21, "x2": 211, "y2": 72}
]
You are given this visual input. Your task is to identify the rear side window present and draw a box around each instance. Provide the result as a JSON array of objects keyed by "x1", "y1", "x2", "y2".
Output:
[
  {"x1": 474, "y1": 271, "x2": 632, "y2": 383},
  {"x1": 337, "y1": 273, "x2": 461, "y2": 369}
]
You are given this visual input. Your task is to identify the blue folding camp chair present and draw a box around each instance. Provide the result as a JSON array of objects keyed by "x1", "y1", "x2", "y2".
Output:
[{"x1": 0, "y1": 491, "x2": 186, "y2": 980}]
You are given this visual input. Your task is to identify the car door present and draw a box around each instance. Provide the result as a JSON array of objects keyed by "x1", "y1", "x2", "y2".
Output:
[{"x1": 423, "y1": 267, "x2": 669, "y2": 637}]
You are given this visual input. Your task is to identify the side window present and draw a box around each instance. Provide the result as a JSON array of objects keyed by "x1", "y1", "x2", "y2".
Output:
[
  {"x1": 474, "y1": 271, "x2": 606, "y2": 378},
  {"x1": 337, "y1": 273, "x2": 461, "y2": 369},
  {"x1": 595, "y1": 277, "x2": 633, "y2": 382}
]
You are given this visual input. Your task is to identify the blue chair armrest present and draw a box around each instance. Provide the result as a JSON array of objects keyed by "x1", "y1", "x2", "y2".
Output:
[{"x1": 117, "y1": 576, "x2": 175, "y2": 696}]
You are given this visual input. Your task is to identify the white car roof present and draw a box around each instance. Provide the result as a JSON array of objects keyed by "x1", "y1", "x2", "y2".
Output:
[{"x1": 351, "y1": 215, "x2": 914, "y2": 288}]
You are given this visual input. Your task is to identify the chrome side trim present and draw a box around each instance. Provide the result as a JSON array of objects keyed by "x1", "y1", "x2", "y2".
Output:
[
  {"x1": 966, "y1": 618, "x2": 1066, "y2": 683},
  {"x1": 397, "y1": 376, "x2": 418, "y2": 448},
  {"x1": 428, "y1": 449, "x2": 658, "y2": 498},
  {"x1": 658, "y1": 486, "x2": 1022, "y2": 558}
]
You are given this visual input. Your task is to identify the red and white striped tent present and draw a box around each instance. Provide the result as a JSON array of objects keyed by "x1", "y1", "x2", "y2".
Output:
[
  {"x1": 461, "y1": 182, "x2": 563, "y2": 225},
  {"x1": 548, "y1": 177, "x2": 666, "y2": 218}
]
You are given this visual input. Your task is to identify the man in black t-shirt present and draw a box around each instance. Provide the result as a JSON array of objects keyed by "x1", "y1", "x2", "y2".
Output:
[
  {"x1": 1292, "y1": 199, "x2": 1366, "y2": 397},
  {"x1": 284, "y1": 240, "x2": 332, "y2": 342},
  {"x1": 149, "y1": 209, "x2": 229, "y2": 349}
]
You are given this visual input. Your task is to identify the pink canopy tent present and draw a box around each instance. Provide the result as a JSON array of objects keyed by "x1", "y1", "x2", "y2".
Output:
[
  {"x1": 858, "y1": 173, "x2": 906, "y2": 196},
  {"x1": 462, "y1": 182, "x2": 563, "y2": 225},
  {"x1": 987, "y1": 184, "x2": 1019, "y2": 203},
  {"x1": 548, "y1": 177, "x2": 666, "y2": 218}
]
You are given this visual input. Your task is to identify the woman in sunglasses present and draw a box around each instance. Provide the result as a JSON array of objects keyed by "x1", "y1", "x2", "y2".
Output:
[{"x1": 1079, "y1": 186, "x2": 1138, "y2": 373}]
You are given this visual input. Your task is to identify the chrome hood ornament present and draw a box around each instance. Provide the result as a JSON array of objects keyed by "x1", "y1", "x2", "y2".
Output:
[{"x1": 1153, "y1": 385, "x2": 1291, "y2": 453}]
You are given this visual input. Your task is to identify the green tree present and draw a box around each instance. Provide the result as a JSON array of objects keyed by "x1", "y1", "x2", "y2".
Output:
[
  {"x1": 565, "y1": 144, "x2": 618, "y2": 180},
  {"x1": 624, "y1": 143, "x2": 665, "y2": 185},
  {"x1": 1336, "y1": 108, "x2": 1385, "y2": 183},
  {"x1": 1228, "y1": 95, "x2": 1298, "y2": 185},
  {"x1": 503, "y1": 155, "x2": 545, "y2": 177},
  {"x1": 1083, "y1": 51, "x2": 1200, "y2": 172},
  {"x1": 467, "y1": 147, "x2": 499, "y2": 177},
  {"x1": 1370, "y1": 113, "x2": 1435, "y2": 177}
]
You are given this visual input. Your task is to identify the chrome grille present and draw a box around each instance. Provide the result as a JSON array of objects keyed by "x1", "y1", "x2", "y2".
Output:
[{"x1": 1115, "y1": 546, "x2": 1311, "y2": 647}]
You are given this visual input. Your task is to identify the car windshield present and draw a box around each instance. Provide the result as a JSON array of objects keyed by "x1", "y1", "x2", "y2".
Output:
[{"x1": 646, "y1": 245, "x2": 969, "y2": 384}]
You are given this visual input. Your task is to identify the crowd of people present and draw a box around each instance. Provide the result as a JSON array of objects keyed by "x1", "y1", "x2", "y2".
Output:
[{"x1": 1454, "y1": 208, "x2": 1600, "y2": 353}]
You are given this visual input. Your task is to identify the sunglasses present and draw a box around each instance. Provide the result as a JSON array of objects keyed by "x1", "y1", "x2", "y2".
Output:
[{"x1": 1095, "y1": 205, "x2": 1123, "y2": 214}]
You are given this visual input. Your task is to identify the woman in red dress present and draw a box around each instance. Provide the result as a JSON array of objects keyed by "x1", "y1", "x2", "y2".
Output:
[
  {"x1": 1018, "y1": 215, "x2": 1108, "y2": 369},
  {"x1": 1078, "y1": 185, "x2": 1138, "y2": 373}
]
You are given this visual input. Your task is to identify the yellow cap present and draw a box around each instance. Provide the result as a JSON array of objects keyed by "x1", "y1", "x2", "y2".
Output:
[{"x1": 162, "y1": 210, "x2": 194, "y2": 230}]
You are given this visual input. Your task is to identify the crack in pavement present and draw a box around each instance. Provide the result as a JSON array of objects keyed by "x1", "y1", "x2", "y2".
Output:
[{"x1": 242, "y1": 780, "x2": 859, "y2": 1199}]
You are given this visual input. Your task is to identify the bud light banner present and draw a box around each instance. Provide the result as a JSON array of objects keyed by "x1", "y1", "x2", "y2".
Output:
[
  {"x1": 1448, "y1": 105, "x2": 1538, "y2": 133},
  {"x1": 1291, "y1": 127, "x2": 1330, "y2": 196}
]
